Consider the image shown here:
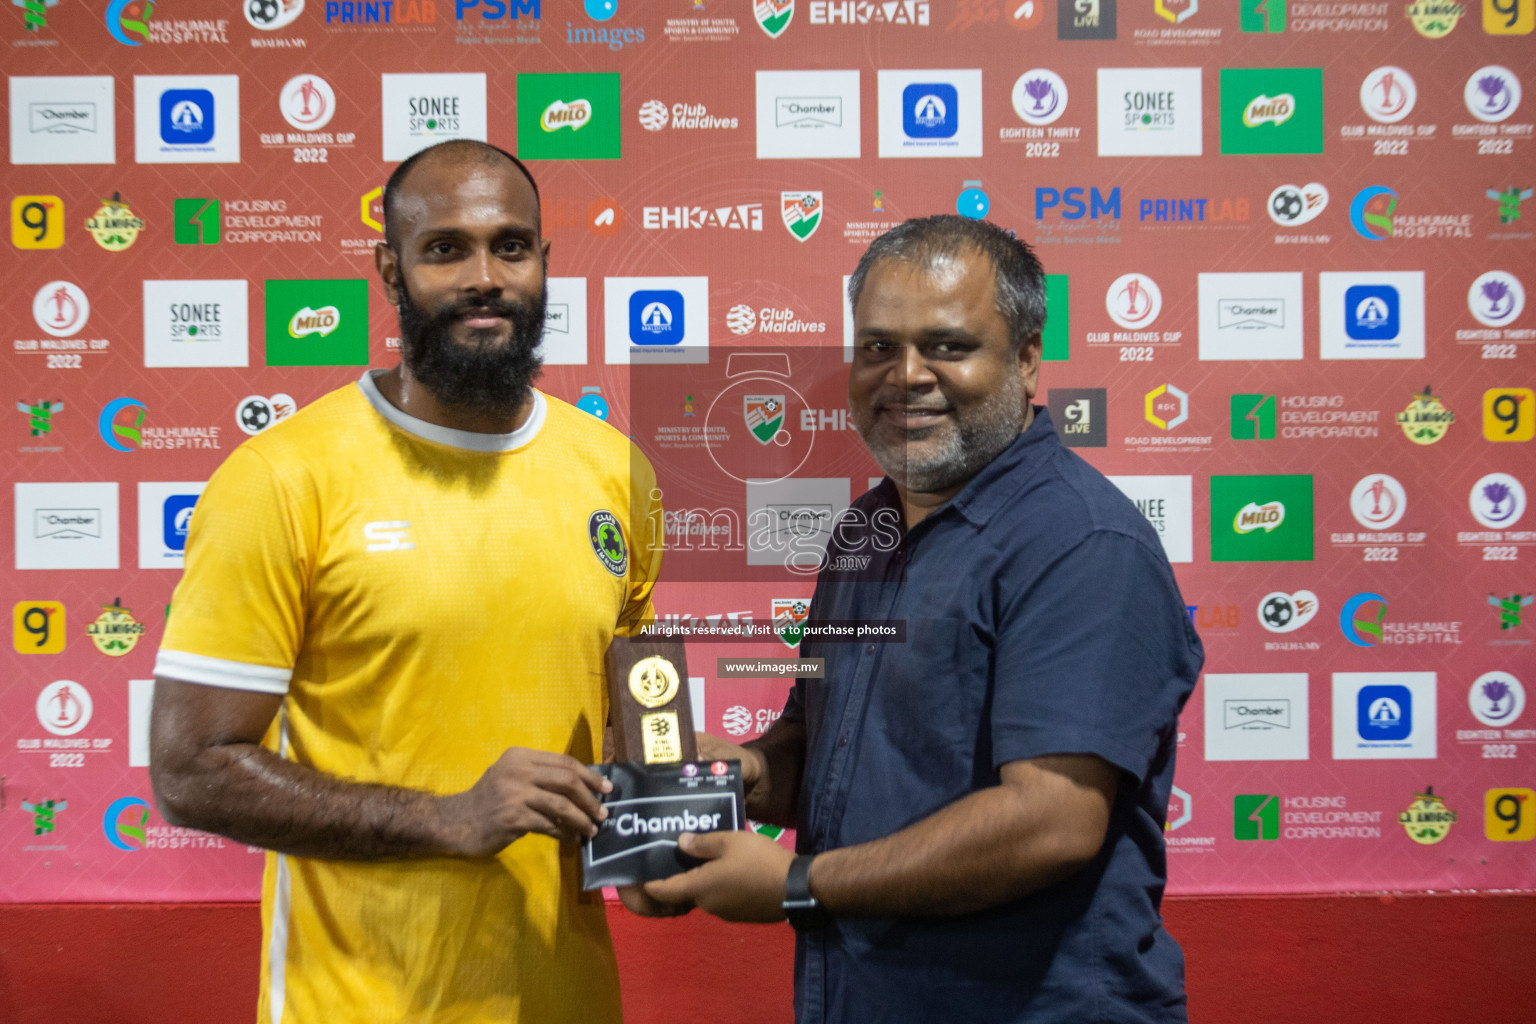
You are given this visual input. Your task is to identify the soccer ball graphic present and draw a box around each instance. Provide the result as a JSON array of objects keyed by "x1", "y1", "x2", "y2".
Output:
[
  {"x1": 1271, "y1": 188, "x2": 1303, "y2": 223},
  {"x1": 1262, "y1": 595, "x2": 1294, "y2": 629}
]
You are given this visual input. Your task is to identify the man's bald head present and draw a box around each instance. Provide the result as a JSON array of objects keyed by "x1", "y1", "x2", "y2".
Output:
[{"x1": 382, "y1": 140, "x2": 541, "y2": 251}]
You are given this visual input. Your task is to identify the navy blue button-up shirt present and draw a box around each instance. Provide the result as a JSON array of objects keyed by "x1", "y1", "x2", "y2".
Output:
[{"x1": 783, "y1": 408, "x2": 1203, "y2": 1024}]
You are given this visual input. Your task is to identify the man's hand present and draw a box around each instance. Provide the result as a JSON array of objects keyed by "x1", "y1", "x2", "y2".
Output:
[
  {"x1": 616, "y1": 884, "x2": 693, "y2": 918},
  {"x1": 695, "y1": 732, "x2": 764, "y2": 794},
  {"x1": 642, "y1": 831, "x2": 795, "y2": 923},
  {"x1": 437, "y1": 747, "x2": 613, "y2": 856}
]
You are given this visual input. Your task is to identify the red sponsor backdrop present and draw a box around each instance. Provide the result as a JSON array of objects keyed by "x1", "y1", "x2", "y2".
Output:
[{"x1": 3, "y1": 0, "x2": 1534, "y2": 902}]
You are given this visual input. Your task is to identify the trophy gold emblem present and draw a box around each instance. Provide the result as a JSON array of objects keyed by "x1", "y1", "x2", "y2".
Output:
[{"x1": 605, "y1": 638, "x2": 695, "y2": 765}]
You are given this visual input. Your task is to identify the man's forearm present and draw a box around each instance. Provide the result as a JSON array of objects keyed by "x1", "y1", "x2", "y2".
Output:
[
  {"x1": 808, "y1": 759, "x2": 1113, "y2": 918},
  {"x1": 154, "y1": 739, "x2": 459, "y2": 860},
  {"x1": 741, "y1": 714, "x2": 806, "y2": 827}
]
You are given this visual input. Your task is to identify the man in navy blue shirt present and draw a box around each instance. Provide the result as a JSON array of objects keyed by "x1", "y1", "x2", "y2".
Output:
[{"x1": 645, "y1": 216, "x2": 1203, "y2": 1023}]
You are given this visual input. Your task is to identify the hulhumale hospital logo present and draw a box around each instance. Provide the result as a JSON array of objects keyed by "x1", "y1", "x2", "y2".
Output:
[
  {"x1": 98, "y1": 398, "x2": 147, "y2": 452},
  {"x1": 1341, "y1": 592, "x2": 1388, "y2": 647},
  {"x1": 106, "y1": 0, "x2": 153, "y2": 45},
  {"x1": 1350, "y1": 186, "x2": 1397, "y2": 240},
  {"x1": 103, "y1": 796, "x2": 150, "y2": 851}
]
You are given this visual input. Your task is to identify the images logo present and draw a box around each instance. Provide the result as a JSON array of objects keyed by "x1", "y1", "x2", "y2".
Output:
[
  {"x1": 103, "y1": 796, "x2": 149, "y2": 851},
  {"x1": 98, "y1": 397, "x2": 147, "y2": 452},
  {"x1": 1267, "y1": 183, "x2": 1327, "y2": 227},
  {"x1": 1240, "y1": 0, "x2": 1285, "y2": 30},
  {"x1": 1259, "y1": 590, "x2": 1318, "y2": 633},
  {"x1": 86, "y1": 597, "x2": 146, "y2": 656},
  {"x1": 629, "y1": 290, "x2": 685, "y2": 345},
  {"x1": 281, "y1": 75, "x2": 335, "y2": 131},
  {"x1": 1230, "y1": 394, "x2": 1276, "y2": 439},
  {"x1": 1350, "y1": 474, "x2": 1407, "y2": 530},
  {"x1": 1219, "y1": 68, "x2": 1324, "y2": 155},
  {"x1": 1145, "y1": 384, "x2": 1188, "y2": 431},
  {"x1": 32, "y1": 281, "x2": 89, "y2": 337},
  {"x1": 517, "y1": 74, "x2": 620, "y2": 159},
  {"x1": 265, "y1": 280, "x2": 368, "y2": 366},
  {"x1": 106, "y1": 0, "x2": 153, "y2": 45},
  {"x1": 1396, "y1": 387, "x2": 1454, "y2": 445},
  {"x1": 1399, "y1": 788, "x2": 1456, "y2": 845},
  {"x1": 772, "y1": 598, "x2": 810, "y2": 647},
  {"x1": 1468, "y1": 270, "x2": 1524, "y2": 326},
  {"x1": 1470, "y1": 671, "x2": 1525, "y2": 726},
  {"x1": 1486, "y1": 789, "x2": 1536, "y2": 842},
  {"x1": 173, "y1": 198, "x2": 220, "y2": 244},
  {"x1": 18, "y1": 399, "x2": 63, "y2": 438},
  {"x1": 1360, "y1": 67, "x2": 1416, "y2": 123},
  {"x1": 755, "y1": 0, "x2": 793, "y2": 37},
  {"x1": 13, "y1": 600, "x2": 66, "y2": 654},
  {"x1": 1485, "y1": 388, "x2": 1534, "y2": 442},
  {"x1": 1470, "y1": 472, "x2": 1526, "y2": 529},
  {"x1": 1106, "y1": 273, "x2": 1161, "y2": 329},
  {"x1": 782, "y1": 191, "x2": 822, "y2": 241},
  {"x1": 1233, "y1": 794, "x2": 1279, "y2": 840},
  {"x1": 1210, "y1": 474, "x2": 1313, "y2": 561},
  {"x1": 1012, "y1": 70, "x2": 1067, "y2": 126},
  {"x1": 1340, "y1": 592, "x2": 1388, "y2": 646},
  {"x1": 1047, "y1": 389, "x2": 1107, "y2": 448},
  {"x1": 12, "y1": 195, "x2": 63, "y2": 249}
]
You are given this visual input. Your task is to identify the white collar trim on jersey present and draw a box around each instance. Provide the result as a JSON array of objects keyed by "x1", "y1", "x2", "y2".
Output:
[{"x1": 357, "y1": 369, "x2": 546, "y2": 453}]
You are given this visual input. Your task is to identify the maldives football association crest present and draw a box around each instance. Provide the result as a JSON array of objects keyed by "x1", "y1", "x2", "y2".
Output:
[
  {"x1": 744, "y1": 395, "x2": 786, "y2": 445},
  {"x1": 755, "y1": 0, "x2": 794, "y2": 37},
  {"x1": 773, "y1": 598, "x2": 810, "y2": 648},
  {"x1": 782, "y1": 191, "x2": 822, "y2": 242}
]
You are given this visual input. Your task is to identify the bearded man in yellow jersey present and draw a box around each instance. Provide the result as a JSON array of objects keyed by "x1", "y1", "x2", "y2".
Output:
[{"x1": 149, "y1": 140, "x2": 660, "y2": 1024}]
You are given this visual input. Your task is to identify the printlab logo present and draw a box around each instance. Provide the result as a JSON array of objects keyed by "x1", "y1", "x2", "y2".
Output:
[
  {"x1": 1219, "y1": 68, "x2": 1324, "y2": 155},
  {"x1": 1059, "y1": 0, "x2": 1116, "y2": 39},
  {"x1": 103, "y1": 796, "x2": 150, "y2": 851},
  {"x1": 1259, "y1": 590, "x2": 1318, "y2": 633},
  {"x1": 1233, "y1": 794, "x2": 1279, "y2": 840},
  {"x1": 1267, "y1": 183, "x2": 1327, "y2": 227},
  {"x1": 1230, "y1": 394, "x2": 1276, "y2": 439},
  {"x1": 281, "y1": 75, "x2": 335, "y2": 131},
  {"x1": 1210, "y1": 474, "x2": 1313, "y2": 562},
  {"x1": 1105, "y1": 273, "x2": 1161, "y2": 329},
  {"x1": 1485, "y1": 388, "x2": 1535, "y2": 442},
  {"x1": 1465, "y1": 65, "x2": 1521, "y2": 123},
  {"x1": 516, "y1": 73, "x2": 620, "y2": 160},
  {"x1": 32, "y1": 281, "x2": 90, "y2": 337},
  {"x1": 1360, "y1": 67, "x2": 1416, "y2": 123},
  {"x1": 1469, "y1": 472, "x2": 1525, "y2": 529},
  {"x1": 1340, "y1": 592, "x2": 1388, "y2": 647},
  {"x1": 1468, "y1": 270, "x2": 1524, "y2": 327},
  {"x1": 1047, "y1": 388, "x2": 1107, "y2": 448},
  {"x1": 1350, "y1": 474, "x2": 1407, "y2": 530},
  {"x1": 1469, "y1": 671, "x2": 1525, "y2": 727}
]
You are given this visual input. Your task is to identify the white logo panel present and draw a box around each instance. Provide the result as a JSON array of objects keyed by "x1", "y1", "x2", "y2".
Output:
[
  {"x1": 138, "y1": 481, "x2": 207, "y2": 570},
  {"x1": 603, "y1": 277, "x2": 710, "y2": 365},
  {"x1": 1332, "y1": 672, "x2": 1437, "y2": 760},
  {"x1": 15, "y1": 482, "x2": 120, "y2": 570},
  {"x1": 1096, "y1": 67, "x2": 1203, "y2": 157},
  {"x1": 1318, "y1": 271, "x2": 1427, "y2": 361},
  {"x1": 744, "y1": 477, "x2": 852, "y2": 570},
  {"x1": 1203, "y1": 673, "x2": 1310, "y2": 761},
  {"x1": 1198, "y1": 272, "x2": 1304, "y2": 361},
  {"x1": 9, "y1": 76, "x2": 117, "y2": 165},
  {"x1": 1107, "y1": 475, "x2": 1192, "y2": 563},
  {"x1": 142, "y1": 280, "x2": 250, "y2": 368},
  {"x1": 756, "y1": 70, "x2": 862, "y2": 159},
  {"x1": 541, "y1": 277, "x2": 589, "y2": 365},
  {"x1": 381, "y1": 73, "x2": 489, "y2": 162},
  {"x1": 876, "y1": 68, "x2": 983, "y2": 158},
  {"x1": 133, "y1": 75, "x2": 241, "y2": 164}
]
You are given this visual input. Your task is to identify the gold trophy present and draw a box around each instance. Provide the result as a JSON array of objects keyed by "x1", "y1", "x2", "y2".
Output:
[{"x1": 604, "y1": 637, "x2": 696, "y2": 765}]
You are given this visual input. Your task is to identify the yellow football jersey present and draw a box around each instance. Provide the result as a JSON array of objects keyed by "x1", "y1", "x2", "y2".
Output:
[{"x1": 156, "y1": 372, "x2": 662, "y2": 1024}]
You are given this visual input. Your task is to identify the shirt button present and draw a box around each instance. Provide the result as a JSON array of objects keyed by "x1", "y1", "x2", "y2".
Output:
[
  {"x1": 865, "y1": 643, "x2": 876, "y2": 655},
  {"x1": 838, "y1": 733, "x2": 849, "y2": 747}
]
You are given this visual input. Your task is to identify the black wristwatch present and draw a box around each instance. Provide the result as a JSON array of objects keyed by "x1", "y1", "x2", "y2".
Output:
[{"x1": 783, "y1": 854, "x2": 832, "y2": 931}]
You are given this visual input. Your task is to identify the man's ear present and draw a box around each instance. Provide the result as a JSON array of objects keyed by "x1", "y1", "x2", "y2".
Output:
[
  {"x1": 1018, "y1": 332, "x2": 1043, "y2": 403},
  {"x1": 375, "y1": 243, "x2": 401, "y2": 306}
]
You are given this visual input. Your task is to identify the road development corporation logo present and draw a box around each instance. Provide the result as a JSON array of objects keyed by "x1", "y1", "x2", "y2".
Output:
[
  {"x1": 1351, "y1": 474, "x2": 1407, "y2": 530},
  {"x1": 1013, "y1": 70, "x2": 1067, "y2": 126},
  {"x1": 1465, "y1": 66, "x2": 1521, "y2": 123},
  {"x1": 1259, "y1": 591, "x2": 1318, "y2": 633},
  {"x1": 755, "y1": 0, "x2": 793, "y2": 36},
  {"x1": 1470, "y1": 671, "x2": 1525, "y2": 727},
  {"x1": 1219, "y1": 68, "x2": 1323, "y2": 155},
  {"x1": 1144, "y1": 384, "x2": 1188, "y2": 431},
  {"x1": 103, "y1": 796, "x2": 150, "y2": 851},
  {"x1": 588, "y1": 510, "x2": 628, "y2": 576},
  {"x1": 516, "y1": 73, "x2": 620, "y2": 160},
  {"x1": 782, "y1": 192, "x2": 822, "y2": 241},
  {"x1": 37, "y1": 679, "x2": 92, "y2": 735},
  {"x1": 1470, "y1": 472, "x2": 1525, "y2": 529},
  {"x1": 1268, "y1": 182, "x2": 1328, "y2": 227},
  {"x1": 1360, "y1": 67, "x2": 1416, "y2": 124},
  {"x1": 1468, "y1": 270, "x2": 1525, "y2": 327},
  {"x1": 773, "y1": 598, "x2": 810, "y2": 647},
  {"x1": 1400, "y1": 788, "x2": 1456, "y2": 844},
  {"x1": 32, "y1": 281, "x2": 90, "y2": 337},
  {"x1": 247, "y1": 0, "x2": 305, "y2": 30}
]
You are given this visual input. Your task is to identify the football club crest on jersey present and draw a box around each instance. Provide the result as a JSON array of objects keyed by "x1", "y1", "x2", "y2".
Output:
[
  {"x1": 782, "y1": 191, "x2": 822, "y2": 241},
  {"x1": 588, "y1": 510, "x2": 629, "y2": 576},
  {"x1": 744, "y1": 395, "x2": 786, "y2": 445},
  {"x1": 755, "y1": 0, "x2": 793, "y2": 37},
  {"x1": 773, "y1": 598, "x2": 810, "y2": 648}
]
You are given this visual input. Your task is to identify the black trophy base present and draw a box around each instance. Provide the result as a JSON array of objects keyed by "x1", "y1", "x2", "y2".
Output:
[{"x1": 581, "y1": 760, "x2": 744, "y2": 891}]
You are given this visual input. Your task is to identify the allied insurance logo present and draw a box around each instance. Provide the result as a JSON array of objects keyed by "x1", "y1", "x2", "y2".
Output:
[{"x1": 516, "y1": 73, "x2": 620, "y2": 160}]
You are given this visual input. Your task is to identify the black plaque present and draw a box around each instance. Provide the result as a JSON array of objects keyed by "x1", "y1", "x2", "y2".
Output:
[{"x1": 582, "y1": 760, "x2": 745, "y2": 890}]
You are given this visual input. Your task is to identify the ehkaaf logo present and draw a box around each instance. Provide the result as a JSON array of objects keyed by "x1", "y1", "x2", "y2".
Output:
[
  {"x1": 642, "y1": 204, "x2": 763, "y2": 232},
  {"x1": 808, "y1": 1, "x2": 929, "y2": 24}
]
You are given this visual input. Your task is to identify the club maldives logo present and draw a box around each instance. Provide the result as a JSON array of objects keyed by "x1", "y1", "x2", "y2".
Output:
[
  {"x1": 1465, "y1": 66, "x2": 1521, "y2": 123},
  {"x1": 1468, "y1": 271, "x2": 1525, "y2": 327},
  {"x1": 1350, "y1": 186, "x2": 1398, "y2": 240},
  {"x1": 98, "y1": 397, "x2": 147, "y2": 452},
  {"x1": 1396, "y1": 387, "x2": 1454, "y2": 445},
  {"x1": 772, "y1": 598, "x2": 810, "y2": 647},
  {"x1": 781, "y1": 191, "x2": 822, "y2": 241},
  {"x1": 1399, "y1": 787, "x2": 1456, "y2": 845},
  {"x1": 755, "y1": 0, "x2": 793, "y2": 37},
  {"x1": 106, "y1": 0, "x2": 154, "y2": 45}
]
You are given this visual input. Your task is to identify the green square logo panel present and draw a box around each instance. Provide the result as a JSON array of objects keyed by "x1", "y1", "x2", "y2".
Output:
[
  {"x1": 1230, "y1": 393, "x2": 1277, "y2": 439},
  {"x1": 1042, "y1": 274, "x2": 1069, "y2": 362},
  {"x1": 1219, "y1": 68, "x2": 1324, "y2": 155},
  {"x1": 1210, "y1": 474, "x2": 1314, "y2": 562},
  {"x1": 516, "y1": 73, "x2": 622, "y2": 161},
  {"x1": 265, "y1": 279, "x2": 371, "y2": 367}
]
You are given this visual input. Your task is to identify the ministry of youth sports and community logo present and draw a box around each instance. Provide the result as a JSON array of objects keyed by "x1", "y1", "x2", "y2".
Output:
[{"x1": 588, "y1": 510, "x2": 629, "y2": 577}]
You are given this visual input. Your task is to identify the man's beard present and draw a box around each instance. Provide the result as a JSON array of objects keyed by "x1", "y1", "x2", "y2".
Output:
[
  {"x1": 854, "y1": 372, "x2": 1026, "y2": 493},
  {"x1": 396, "y1": 280, "x2": 547, "y2": 418}
]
